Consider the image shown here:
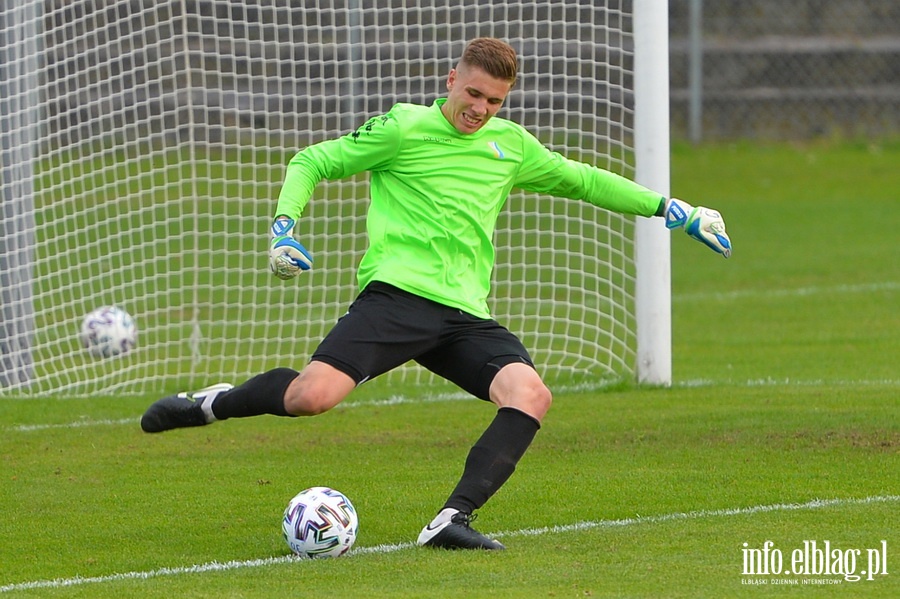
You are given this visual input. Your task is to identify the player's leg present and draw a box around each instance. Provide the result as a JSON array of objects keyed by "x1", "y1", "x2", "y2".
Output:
[
  {"x1": 416, "y1": 315, "x2": 550, "y2": 549},
  {"x1": 141, "y1": 281, "x2": 436, "y2": 433},
  {"x1": 139, "y1": 365, "x2": 347, "y2": 433},
  {"x1": 205, "y1": 360, "x2": 357, "y2": 419},
  {"x1": 437, "y1": 360, "x2": 549, "y2": 516},
  {"x1": 416, "y1": 362, "x2": 547, "y2": 550}
]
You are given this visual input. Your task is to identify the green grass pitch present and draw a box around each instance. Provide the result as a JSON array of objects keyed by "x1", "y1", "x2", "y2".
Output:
[{"x1": 1, "y1": 140, "x2": 898, "y2": 597}]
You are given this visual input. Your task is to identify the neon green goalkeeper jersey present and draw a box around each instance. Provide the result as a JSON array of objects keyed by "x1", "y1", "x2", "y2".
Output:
[{"x1": 276, "y1": 99, "x2": 663, "y2": 319}]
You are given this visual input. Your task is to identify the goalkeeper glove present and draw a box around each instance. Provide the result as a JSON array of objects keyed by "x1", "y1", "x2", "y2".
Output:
[
  {"x1": 664, "y1": 198, "x2": 732, "y2": 258},
  {"x1": 269, "y1": 217, "x2": 313, "y2": 279}
]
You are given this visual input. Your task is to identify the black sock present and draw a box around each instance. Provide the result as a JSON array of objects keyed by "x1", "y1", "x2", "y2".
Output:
[
  {"x1": 211, "y1": 367, "x2": 298, "y2": 420},
  {"x1": 443, "y1": 407, "x2": 540, "y2": 515}
]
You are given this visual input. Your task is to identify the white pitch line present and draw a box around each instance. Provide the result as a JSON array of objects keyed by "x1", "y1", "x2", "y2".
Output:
[
  {"x1": 5, "y1": 392, "x2": 474, "y2": 433},
  {"x1": 672, "y1": 281, "x2": 899, "y2": 303},
  {"x1": 10, "y1": 417, "x2": 139, "y2": 433},
  {"x1": 6, "y1": 377, "x2": 899, "y2": 433},
  {"x1": 680, "y1": 377, "x2": 900, "y2": 389},
  {"x1": 495, "y1": 494, "x2": 900, "y2": 540},
  {"x1": 1, "y1": 494, "x2": 896, "y2": 594},
  {"x1": 4, "y1": 382, "x2": 616, "y2": 433}
]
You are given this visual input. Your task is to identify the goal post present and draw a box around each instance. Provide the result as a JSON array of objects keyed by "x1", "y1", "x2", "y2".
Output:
[
  {"x1": 0, "y1": 0, "x2": 671, "y2": 396},
  {"x1": 0, "y1": 1, "x2": 40, "y2": 389},
  {"x1": 633, "y1": 0, "x2": 673, "y2": 386}
]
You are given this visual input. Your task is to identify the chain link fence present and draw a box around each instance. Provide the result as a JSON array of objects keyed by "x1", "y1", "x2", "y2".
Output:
[
  {"x1": 8, "y1": 1, "x2": 897, "y2": 146},
  {"x1": 670, "y1": 0, "x2": 900, "y2": 140}
]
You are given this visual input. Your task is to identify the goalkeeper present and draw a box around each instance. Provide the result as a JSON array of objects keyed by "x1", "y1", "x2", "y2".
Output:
[{"x1": 142, "y1": 37, "x2": 731, "y2": 550}]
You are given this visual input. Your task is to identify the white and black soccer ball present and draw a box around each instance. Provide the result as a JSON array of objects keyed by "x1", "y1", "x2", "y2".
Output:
[
  {"x1": 80, "y1": 306, "x2": 137, "y2": 358},
  {"x1": 282, "y1": 487, "x2": 358, "y2": 558}
]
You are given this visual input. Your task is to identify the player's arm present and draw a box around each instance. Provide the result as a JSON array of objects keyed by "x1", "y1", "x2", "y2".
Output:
[
  {"x1": 269, "y1": 113, "x2": 402, "y2": 279},
  {"x1": 515, "y1": 133, "x2": 731, "y2": 258}
]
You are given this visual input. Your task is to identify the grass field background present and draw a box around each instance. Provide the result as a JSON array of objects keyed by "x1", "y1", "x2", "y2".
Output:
[{"x1": 1, "y1": 140, "x2": 898, "y2": 597}]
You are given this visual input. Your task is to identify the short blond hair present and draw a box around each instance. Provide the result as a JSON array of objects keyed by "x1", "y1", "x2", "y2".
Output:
[{"x1": 458, "y1": 38, "x2": 518, "y2": 85}]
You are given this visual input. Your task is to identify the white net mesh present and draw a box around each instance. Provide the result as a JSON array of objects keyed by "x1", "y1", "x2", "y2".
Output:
[{"x1": 0, "y1": 0, "x2": 638, "y2": 396}]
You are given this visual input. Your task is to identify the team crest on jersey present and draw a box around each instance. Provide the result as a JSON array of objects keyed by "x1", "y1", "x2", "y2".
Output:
[{"x1": 487, "y1": 141, "x2": 504, "y2": 159}]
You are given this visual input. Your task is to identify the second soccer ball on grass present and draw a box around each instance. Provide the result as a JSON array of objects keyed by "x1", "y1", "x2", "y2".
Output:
[{"x1": 80, "y1": 306, "x2": 137, "y2": 358}]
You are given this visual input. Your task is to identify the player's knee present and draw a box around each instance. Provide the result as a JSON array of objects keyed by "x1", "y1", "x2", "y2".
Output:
[
  {"x1": 289, "y1": 400, "x2": 330, "y2": 416},
  {"x1": 284, "y1": 373, "x2": 352, "y2": 415},
  {"x1": 527, "y1": 382, "x2": 553, "y2": 418},
  {"x1": 283, "y1": 387, "x2": 336, "y2": 416},
  {"x1": 282, "y1": 362, "x2": 355, "y2": 416},
  {"x1": 492, "y1": 367, "x2": 553, "y2": 422},
  {"x1": 496, "y1": 379, "x2": 553, "y2": 422},
  {"x1": 540, "y1": 383, "x2": 553, "y2": 409},
  {"x1": 508, "y1": 382, "x2": 551, "y2": 423}
]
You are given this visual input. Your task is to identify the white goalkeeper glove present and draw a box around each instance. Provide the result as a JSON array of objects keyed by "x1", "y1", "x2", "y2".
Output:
[
  {"x1": 664, "y1": 198, "x2": 732, "y2": 258},
  {"x1": 269, "y1": 217, "x2": 313, "y2": 279}
]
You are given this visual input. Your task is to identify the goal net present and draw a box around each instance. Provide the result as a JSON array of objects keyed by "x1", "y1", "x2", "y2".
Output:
[{"x1": 0, "y1": 0, "x2": 663, "y2": 396}]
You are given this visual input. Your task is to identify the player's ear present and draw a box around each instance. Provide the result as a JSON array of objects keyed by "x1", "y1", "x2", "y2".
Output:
[{"x1": 446, "y1": 68, "x2": 457, "y2": 91}]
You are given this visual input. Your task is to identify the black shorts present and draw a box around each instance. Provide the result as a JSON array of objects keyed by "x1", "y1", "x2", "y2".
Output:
[{"x1": 311, "y1": 281, "x2": 534, "y2": 401}]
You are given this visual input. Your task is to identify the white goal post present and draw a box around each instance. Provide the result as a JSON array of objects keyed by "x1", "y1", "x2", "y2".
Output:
[
  {"x1": 0, "y1": 0, "x2": 671, "y2": 396},
  {"x1": 634, "y1": 0, "x2": 673, "y2": 385}
]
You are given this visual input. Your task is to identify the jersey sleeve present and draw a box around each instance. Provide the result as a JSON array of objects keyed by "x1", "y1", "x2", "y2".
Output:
[
  {"x1": 275, "y1": 113, "x2": 401, "y2": 220},
  {"x1": 513, "y1": 130, "x2": 664, "y2": 217}
]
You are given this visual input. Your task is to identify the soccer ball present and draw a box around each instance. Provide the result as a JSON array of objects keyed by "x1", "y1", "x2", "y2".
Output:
[
  {"x1": 80, "y1": 306, "x2": 137, "y2": 358},
  {"x1": 282, "y1": 487, "x2": 358, "y2": 558}
]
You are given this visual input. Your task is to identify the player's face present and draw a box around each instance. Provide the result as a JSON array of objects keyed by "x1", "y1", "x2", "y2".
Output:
[{"x1": 441, "y1": 64, "x2": 513, "y2": 134}]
